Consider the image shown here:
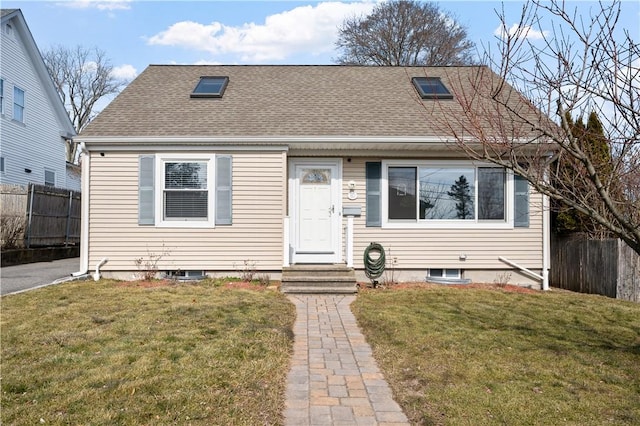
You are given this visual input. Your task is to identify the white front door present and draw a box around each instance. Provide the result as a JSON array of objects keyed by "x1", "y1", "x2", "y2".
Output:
[{"x1": 290, "y1": 159, "x2": 342, "y2": 263}]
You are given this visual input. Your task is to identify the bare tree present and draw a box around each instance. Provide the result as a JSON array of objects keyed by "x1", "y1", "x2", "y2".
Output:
[
  {"x1": 43, "y1": 45, "x2": 128, "y2": 162},
  {"x1": 440, "y1": 0, "x2": 640, "y2": 254},
  {"x1": 334, "y1": 0, "x2": 475, "y2": 66}
]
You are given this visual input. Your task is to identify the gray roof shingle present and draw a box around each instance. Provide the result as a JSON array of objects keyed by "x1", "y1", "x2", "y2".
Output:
[{"x1": 80, "y1": 65, "x2": 543, "y2": 139}]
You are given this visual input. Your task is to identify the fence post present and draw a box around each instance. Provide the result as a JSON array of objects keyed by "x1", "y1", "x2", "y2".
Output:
[
  {"x1": 65, "y1": 191, "x2": 73, "y2": 246},
  {"x1": 25, "y1": 183, "x2": 35, "y2": 248}
]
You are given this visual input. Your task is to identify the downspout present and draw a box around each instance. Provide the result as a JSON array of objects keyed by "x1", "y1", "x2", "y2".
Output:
[
  {"x1": 541, "y1": 155, "x2": 552, "y2": 291},
  {"x1": 498, "y1": 256, "x2": 544, "y2": 282},
  {"x1": 542, "y1": 190, "x2": 550, "y2": 291},
  {"x1": 72, "y1": 142, "x2": 90, "y2": 277},
  {"x1": 93, "y1": 257, "x2": 109, "y2": 281}
]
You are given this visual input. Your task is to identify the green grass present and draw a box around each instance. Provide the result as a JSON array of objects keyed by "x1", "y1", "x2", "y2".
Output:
[
  {"x1": 352, "y1": 286, "x2": 640, "y2": 425},
  {"x1": 1, "y1": 279, "x2": 295, "y2": 425}
]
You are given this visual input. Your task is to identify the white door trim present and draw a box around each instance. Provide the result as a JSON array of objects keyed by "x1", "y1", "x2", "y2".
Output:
[{"x1": 288, "y1": 158, "x2": 342, "y2": 264}]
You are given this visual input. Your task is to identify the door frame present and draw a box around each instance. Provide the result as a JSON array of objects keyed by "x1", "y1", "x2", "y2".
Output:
[{"x1": 288, "y1": 158, "x2": 343, "y2": 264}]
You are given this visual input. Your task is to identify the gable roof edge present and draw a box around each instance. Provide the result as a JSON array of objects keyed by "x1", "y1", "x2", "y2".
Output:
[{"x1": 1, "y1": 9, "x2": 76, "y2": 138}]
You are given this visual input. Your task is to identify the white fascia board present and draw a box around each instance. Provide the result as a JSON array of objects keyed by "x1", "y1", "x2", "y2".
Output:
[{"x1": 76, "y1": 135, "x2": 451, "y2": 152}]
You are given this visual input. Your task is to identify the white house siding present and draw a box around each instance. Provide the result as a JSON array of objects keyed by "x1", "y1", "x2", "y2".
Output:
[
  {"x1": 0, "y1": 13, "x2": 69, "y2": 189},
  {"x1": 342, "y1": 158, "x2": 544, "y2": 284},
  {"x1": 88, "y1": 150, "x2": 286, "y2": 276}
]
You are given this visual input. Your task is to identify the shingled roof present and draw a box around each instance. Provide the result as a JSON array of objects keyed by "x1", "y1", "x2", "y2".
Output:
[{"x1": 80, "y1": 65, "x2": 542, "y2": 140}]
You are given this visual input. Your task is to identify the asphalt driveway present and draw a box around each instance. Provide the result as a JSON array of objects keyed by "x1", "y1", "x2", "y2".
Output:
[{"x1": 1, "y1": 257, "x2": 81, "y2": 296}]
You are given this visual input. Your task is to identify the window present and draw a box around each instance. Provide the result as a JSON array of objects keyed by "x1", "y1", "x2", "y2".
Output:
[
  {"x1": 138, "y1": 154, "x2": 232, "y2": 227},
  {"x1": 163, "y1": 160, "x2": 210, "y2": 221},
  {"x1": 419, "y1": 167, "x2": 475, "y2": 220},
  {"x1": 0, "y1": 157, "x2": 5, "y2": 174},
  {"x1": 412, "y1": 77, "x2": 453, "y2": 99},
  {"x1": 428, "y1": 269, "x2": 461, "y2": 279},
  {"x1": 388, "y1": 167, "x2": 416, "y2": 219},
  {"x1": 13, "y1": 86, "x2": 24, "y2": 122},
  {"x1": 384, "y1": 162, "x2": 511, "y2": 227},
  {"x1": 1, "y1": 79, "x2": 4, "y2": 114},
  {"x1": 191, "y1": 76, "x2": 229, "y2": 98},
  {"x1": 44, "y1": 169, "x2": 55, "y2": 186},
  {"x1": 478, "y1": 168, "x2": 505, "y2": 220}
]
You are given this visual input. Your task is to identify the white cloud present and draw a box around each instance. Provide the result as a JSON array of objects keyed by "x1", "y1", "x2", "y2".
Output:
[
  {"x1": 57, "y1": 0, "x2": 132, "y2": 11},
  {"x1": 112, "y1": 64, "x2": 137, "y2": 80},
  {"x1": 493, "y1": 23, "x2": 549, "y2": 41},
  {"x1": 146, "y1": 1, "x2": 376, "y2": 62}
]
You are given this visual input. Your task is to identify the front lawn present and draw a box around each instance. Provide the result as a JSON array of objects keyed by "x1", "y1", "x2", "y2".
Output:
[
  {"x1": 1, "y1": 279, "x2": 295, "y2": 425},
  {"x1": 352, "y1": 285, "x2": 640, "y2": 425}
]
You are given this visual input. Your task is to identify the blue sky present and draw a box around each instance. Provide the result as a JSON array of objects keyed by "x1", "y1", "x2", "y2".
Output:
[{"x1": 5, "y1": 0, "x2": 640, "y2": 83}]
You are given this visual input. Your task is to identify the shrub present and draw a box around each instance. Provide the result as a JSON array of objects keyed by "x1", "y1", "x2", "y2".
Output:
[{"x1": 1, "y1": 216, "x2": 25, "y2": 249}]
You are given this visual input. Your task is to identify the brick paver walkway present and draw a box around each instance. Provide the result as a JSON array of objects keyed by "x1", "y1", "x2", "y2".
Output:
[{"x1": 284, "y1": 295, "x2": 409, "y2": 426}]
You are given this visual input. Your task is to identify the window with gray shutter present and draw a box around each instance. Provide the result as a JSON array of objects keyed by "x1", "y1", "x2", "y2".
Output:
[
  {"x1": 138, "y1": 155, "x2": 155, "y2": 225},
  {"x1": 514, "y1": 174, "x2": 530, "y2": 227},
  {"x1": 215, "y1": 155, "x2": 232, "y2": 225},
  {"x1": 366, "y1": 162, "x2": 381, "y2": 227}
]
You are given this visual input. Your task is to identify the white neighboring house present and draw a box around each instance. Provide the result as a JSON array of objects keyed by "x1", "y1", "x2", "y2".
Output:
[{"x1": 0, "y1": 9, "x2": 77, "y2": 191}]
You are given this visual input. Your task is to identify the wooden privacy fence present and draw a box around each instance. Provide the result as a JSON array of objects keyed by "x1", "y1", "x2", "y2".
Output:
[
  {"x1": 551, "y1": 236, "x2": 640, "y2": 302},
  {"x1": 0, "y1": 184, "x2": 81, "y2": 248}
]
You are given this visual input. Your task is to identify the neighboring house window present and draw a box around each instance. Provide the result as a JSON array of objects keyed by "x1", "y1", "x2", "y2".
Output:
[
  {"x1": 0, "y1": 157, "x2": 5, "y2": 174},
  {"x1": 1, "y1": 79, "x2": 4, "y2": 114},
  {"x1": 381, "y1": 161, "x2": 517, "y2": 228},
  {"x1": 13, "y1": 86, "x2": 24, "y2": 123},
  {"x1": 138, "y1": 154, "x2": 232, "y2": 228},
  {"x1": 44, "y1": 169, "x2": 56, "y2": 186},
  {"x1": 4, "y1": 23, "x2": 13, "y2": 37}
]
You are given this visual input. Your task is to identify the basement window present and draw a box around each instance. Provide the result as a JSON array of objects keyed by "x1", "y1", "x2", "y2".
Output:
[
  {"x1": 166, "y1": 270, "x2": 206, "y2": 281},
  {"x1": 412, "y1": 77, "x2": 453, "y2": 99},
  {"x1": 191, "y1": 76, "x2": 229, "y2": 98},
  {"x1": 428, "y1": 269, "x2": 461, "y2": 279}
]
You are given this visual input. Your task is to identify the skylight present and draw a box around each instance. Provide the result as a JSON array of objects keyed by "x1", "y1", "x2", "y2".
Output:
[
  {"x1": 191, "y1": 76, "x2": 229, "y2": 98},
  {"x1": 412, "y1": 77, "x2": 453, "y2": 100}
]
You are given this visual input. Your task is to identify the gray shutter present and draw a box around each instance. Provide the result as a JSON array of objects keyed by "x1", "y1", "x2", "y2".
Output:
[
  {"x1": 366, "y1": 162, "x2": 382, "y2": 227},
  {"x1": 514, "y1": 174, "x2": 529, "y2": 228},
  {"x1": 138, "y1": 155, "x2": 155, "y2": 225},
  {"x1": 215, "y1": 155, "x2": 232, "y2": 225}
]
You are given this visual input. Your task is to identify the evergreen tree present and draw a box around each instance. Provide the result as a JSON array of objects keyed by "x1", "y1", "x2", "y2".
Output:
[
  {"x1": 553, "y1": 111, "x2": 615, "y2": 237},
  {"x1": 447, "y1": 175, "x2": 473, "y2": 219}
]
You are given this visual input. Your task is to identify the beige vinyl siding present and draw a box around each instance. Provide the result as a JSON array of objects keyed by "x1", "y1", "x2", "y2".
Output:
[
  {"x1": 88, "y1": 150, "x2": 286, "y2": 273},
  {"x1": 343, "y1": 158, "x2": 543, "y2": 271}
]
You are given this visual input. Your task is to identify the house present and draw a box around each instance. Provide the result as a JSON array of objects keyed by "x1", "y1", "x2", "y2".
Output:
[
  {"x1": 0, "y1": 9, "x2": 78, "y2": 191},
  {"x1": 76, "y1": 65, "x2": 550, "y2": 290}
]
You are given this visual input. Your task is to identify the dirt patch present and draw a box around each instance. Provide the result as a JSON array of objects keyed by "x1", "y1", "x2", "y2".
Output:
[
  {"x1": 360, "y1": 282, "x2": 539, "y2": 294},
  {"x1": 223, "y1": 281, "x2": 268, "y2": 291},
  {"x1": 116, "y1": 279, "x2": 175, "y2": 288}
]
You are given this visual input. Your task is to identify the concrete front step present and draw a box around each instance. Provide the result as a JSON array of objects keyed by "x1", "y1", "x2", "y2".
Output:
[
  {"x1": 281, "y1": 264, "x2": 357, "y2": 294},
  {"x1": 282, "y1": 286, "x2": 357, "y2": 294}
]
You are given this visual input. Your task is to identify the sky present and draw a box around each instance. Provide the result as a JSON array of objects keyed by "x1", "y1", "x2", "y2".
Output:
[{"x1": 4, "y1": 0, "x2": 639, "y2": 89}]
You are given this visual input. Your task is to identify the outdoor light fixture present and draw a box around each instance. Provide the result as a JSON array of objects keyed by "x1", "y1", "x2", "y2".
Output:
[{"x1": 347, "y1": 180, "x2": 357, "y2": 200}]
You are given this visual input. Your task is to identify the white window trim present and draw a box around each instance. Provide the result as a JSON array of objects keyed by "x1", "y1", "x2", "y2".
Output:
[
  {"x1": 381, "y1": 160, "x2": 515, "y2": 230},
  {"x1": 154, "y1": 153, "x2": 215, "y2": 228}
]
